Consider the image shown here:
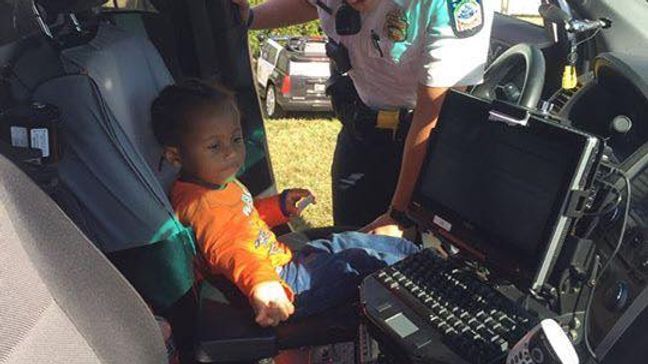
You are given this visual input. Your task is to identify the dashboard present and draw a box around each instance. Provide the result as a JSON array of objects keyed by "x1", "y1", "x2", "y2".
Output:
[
  {"x1": 563, "y1": 53, "x2": 648, "y2": 355},
  {"x1": 560, "y1": 53, "x2": 648, "y2": 164}
]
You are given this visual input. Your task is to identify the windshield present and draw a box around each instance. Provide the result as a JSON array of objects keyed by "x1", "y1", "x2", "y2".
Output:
[
  {"x1": 567, "y1": 0, "x2": 648, "y2": 21},
  {"x1": 303, "y1": 42, "x2": 326, "y2": 55}
]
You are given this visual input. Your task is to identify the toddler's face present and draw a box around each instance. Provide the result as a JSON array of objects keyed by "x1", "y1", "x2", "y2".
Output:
[{"x1": 178, "y1": 114, "x2": 245, "y2": 186}]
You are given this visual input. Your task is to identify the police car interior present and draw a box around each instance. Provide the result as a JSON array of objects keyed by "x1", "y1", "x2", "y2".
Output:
[{"x1": 1, "y1": 0, "x2": 648, "y2": 364}]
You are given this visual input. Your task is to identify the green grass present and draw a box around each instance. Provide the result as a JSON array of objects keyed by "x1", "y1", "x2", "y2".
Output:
[{"x1": 265, "y1": 115, "x2": 341, "y2": 230}]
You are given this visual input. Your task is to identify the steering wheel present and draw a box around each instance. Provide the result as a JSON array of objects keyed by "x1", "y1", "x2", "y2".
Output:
[{"x1": 471, "y1": 43, "x2": 546, "y2": 110}]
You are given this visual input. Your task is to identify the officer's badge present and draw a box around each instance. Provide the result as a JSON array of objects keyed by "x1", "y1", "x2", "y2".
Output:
[
  {"x1": 448, "y1": 0, "x2": 484, "y2": 38},
  {"x1": 384, "y1": 7, "x2": 408, "y2": 42}
]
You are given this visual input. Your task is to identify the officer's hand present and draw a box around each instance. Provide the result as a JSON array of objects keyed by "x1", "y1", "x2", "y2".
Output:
[
  {"x1": 231, "y1": 0, "x2": 251, "y2": 23},
  {"x1": 361, "y1": 213, "x2": 404, "y2": 238},
  {"x1": 282, "y1": 188, "x2": 316, "y2": 217},
  {"x1": 250, "y1": 281, "x2": 295, "y2": 327}
]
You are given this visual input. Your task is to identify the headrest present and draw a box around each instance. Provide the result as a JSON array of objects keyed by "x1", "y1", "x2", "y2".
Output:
[{"x1": 36, "y1": 0, "x2": 108, "y2": 15}]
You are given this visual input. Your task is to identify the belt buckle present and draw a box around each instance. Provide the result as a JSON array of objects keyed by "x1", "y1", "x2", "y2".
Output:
[{"x1": 376, "y1": 110, "x2": 400, "y2": 139}]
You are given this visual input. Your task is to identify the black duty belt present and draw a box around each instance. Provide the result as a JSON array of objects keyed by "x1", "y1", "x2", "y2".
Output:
[{"x1": 326, "y1": 73, "x2": 413, "y2": 143}]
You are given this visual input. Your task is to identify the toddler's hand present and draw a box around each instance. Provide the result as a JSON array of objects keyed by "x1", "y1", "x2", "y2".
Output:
[
  {"x1": 282, "y1": 189, "x2": 316, "y2": 217},
  {"x1": 250, "y1": 281, "x2": 295, "y2": 327}
]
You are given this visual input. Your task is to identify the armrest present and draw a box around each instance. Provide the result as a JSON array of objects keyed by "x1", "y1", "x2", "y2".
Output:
[
  {"x1": 194, "y1": 227, "x2": 360, "y2": 363},
  {"x1": 276, "y1": 303, "x2": 359, "y2": 349},
  {"x1": 195, "y1": 295, "x2": 278, "y2": 363}
]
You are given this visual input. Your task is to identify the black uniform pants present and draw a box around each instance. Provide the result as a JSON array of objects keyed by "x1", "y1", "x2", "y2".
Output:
[
  {"x1": 331, "y1": 126, "x2": 403, "y2": 227},
  {"x1": 327, "y1": 73, "x2": 409, "y2": 227}
]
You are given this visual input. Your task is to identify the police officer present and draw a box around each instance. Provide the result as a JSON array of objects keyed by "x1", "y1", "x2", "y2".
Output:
[{"x1": 234, "y1": 0, "x2": 493, "y2": 233}]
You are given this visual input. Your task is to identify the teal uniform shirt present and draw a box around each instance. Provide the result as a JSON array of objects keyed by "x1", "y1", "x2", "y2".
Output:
[{"x1": 312, "y1": 0, "x2": 494, "y2": 109}]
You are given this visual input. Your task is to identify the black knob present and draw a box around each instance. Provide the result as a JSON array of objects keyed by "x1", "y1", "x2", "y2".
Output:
[
  {"x1": 611, "y1": 115, "x2": 633, "y2": 134},
  {"x1": 604, "y1": 280, "x2": 630, "y2": 312}
]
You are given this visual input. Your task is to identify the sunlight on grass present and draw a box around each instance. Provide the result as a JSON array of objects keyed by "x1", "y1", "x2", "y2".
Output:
[{"x1": 265, "y1": 116, "x2": 341, "y2": 230}]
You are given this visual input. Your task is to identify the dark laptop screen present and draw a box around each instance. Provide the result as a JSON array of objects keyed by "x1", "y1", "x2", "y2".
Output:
[{"x1": 411, "y1": 92, "x2": 595, "y2": 286}]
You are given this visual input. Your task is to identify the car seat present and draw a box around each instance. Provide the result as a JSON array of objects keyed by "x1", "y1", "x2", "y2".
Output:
[
  {"x1": 23, "y1": 2, "x2": 358, "y2": 362},
  {"x1": 32, "y1": 7, "x2": 194, "y2": 313}
]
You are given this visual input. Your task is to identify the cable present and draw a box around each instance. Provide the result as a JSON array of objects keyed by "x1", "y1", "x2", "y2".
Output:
[
  {"x1": 574, "y1": 28, "x2": 602, "y2": 49},
  {"x1": 583, "y1": 168, "x2": 631, "y2": 362},
  {"x1": 596, "y1": 171, "x2": 631, "y2": 282},
  {"x1": 583, "y1": 256, "x2": 601, "y2": 363},
  {"x1": 583, "y1": 183, "x2": 622, "y2": 217}
]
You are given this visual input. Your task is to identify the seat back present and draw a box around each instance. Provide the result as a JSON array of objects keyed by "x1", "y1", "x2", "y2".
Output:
[
  {"x1": 33, "y1": 23, "x2": 195, "y2": 311},
  {"x1": 58, "y1": 23, "x2": 178, "y2": 191},
  {"x1": 34, "y1": 23, "x2": 179, "y2": 252},
  {"x1": 0, "y1": 153, "x2": 167, "y2": 363}
]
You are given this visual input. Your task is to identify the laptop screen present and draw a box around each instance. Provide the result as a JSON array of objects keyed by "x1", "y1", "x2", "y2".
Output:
[{"x1": 410, "y1": 92, "x2": 598, "y2": 289}]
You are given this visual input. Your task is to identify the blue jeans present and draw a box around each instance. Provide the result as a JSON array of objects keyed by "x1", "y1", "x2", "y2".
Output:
[{"x1": 279, "y1": 231, "x2": 419, "y2": 320}]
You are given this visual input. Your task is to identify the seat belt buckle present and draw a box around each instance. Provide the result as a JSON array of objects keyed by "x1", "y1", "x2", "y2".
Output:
[{"x1": 376, "y1": 110, "x2": 400, "y2": 139}]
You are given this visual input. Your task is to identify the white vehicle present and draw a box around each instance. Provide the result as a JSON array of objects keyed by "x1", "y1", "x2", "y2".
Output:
[{"x1": 256, "y1": 36, "x2": 332, "y2": 118}]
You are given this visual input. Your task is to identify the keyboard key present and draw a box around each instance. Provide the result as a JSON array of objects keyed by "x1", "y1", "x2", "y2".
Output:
[{"x1": 468, "y1": 318, "x2": 480, "y2": 329}]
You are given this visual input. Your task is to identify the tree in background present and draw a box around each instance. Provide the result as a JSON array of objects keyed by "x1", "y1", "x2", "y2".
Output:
[{"x1": 248, "y1": 0, "x2": 323, "y2": 57}]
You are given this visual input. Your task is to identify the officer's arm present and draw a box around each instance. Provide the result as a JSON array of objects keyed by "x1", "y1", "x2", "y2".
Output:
[
  {"x1": 390, "y1": 85, "x2": 448, "y2": 211},
  {"x1": 232, "y1": 0, "x2": 318, "y2": 29},
  {"x1": 361, "y1": 84, "x2": 448, "y2": 237}
]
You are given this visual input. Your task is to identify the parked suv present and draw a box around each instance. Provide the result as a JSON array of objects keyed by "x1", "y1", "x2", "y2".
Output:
[{"x1": 256, "y1": 36, "x2": 332, "y2": 118}]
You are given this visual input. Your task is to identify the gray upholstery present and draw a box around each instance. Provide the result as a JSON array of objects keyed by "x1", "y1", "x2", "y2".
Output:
[
  {"x1": 0, "y1": 154, "x2": 167, "y2": 363},
  {"x1": 59, "y1": 23, "x2": 177, "y2": 191},
  {"x1": 34, "y1": 75, "x2": 178, "y2": 252},
  {"x1": 33, "y1": 24, "x2": 180, "y2": 252}
]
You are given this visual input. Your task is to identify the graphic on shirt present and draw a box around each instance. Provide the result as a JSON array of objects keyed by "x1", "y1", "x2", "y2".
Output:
[
  {"x1": 447, "y1": 0, "x2": 484, "y2": 38},
  {"x1": 251, "y1": 222, "x2": 283, "y2": 257},
  {"x1": 254, "y1": 228, "x2": 272, "y2": 249},
  {"x1": 384, "y1": 7, "x2": 408, "y2": 42},
  {"x1": 269, "y1": 240, "x2": 282, "y2": 255},
  {"x1": 241, "y1": 190, "x2": 253, "y2": 216}
]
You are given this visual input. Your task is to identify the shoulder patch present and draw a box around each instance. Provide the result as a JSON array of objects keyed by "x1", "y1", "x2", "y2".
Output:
[
  {"x1": 384, "y1": 7, "x2": 409, "y2": 42},
  {"x1": 447, "y1": 0, "x2": 484, "y2": 38}
]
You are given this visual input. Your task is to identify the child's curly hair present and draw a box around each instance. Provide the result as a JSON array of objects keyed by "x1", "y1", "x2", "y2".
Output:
[{"x1": 151, "y1": 79, "x2": 240, "y2": 147}]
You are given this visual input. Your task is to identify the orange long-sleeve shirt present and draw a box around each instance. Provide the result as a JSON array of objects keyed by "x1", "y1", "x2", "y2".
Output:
[{"x1": 171, "y1": 179, "x2": 294, "y2": 300}]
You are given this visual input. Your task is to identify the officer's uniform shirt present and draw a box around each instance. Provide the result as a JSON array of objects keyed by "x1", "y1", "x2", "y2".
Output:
[{"x1": 311, "y1": 0, "x2": 494, "y2": 110}]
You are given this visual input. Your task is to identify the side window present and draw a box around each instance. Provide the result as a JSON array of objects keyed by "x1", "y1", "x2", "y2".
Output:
[
  {"x1": 267, "y1": 46, "x2": 279, "y2": 65},
  {"x1": 277, "y1": 52, "x2": 289, "y2": 73},
  {"x1": 494, "y1": 0, "x2": 544, "y2": 26},
  {"x1": 260, "y1": 44, "x2": 270, "y2": 61}
]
